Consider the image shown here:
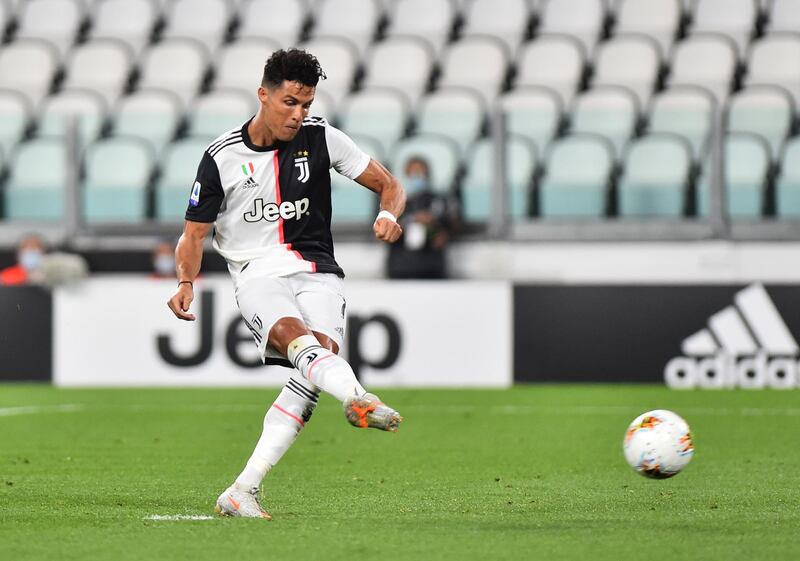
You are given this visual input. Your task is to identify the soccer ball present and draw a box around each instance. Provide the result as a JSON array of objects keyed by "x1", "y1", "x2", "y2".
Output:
[{"x1": 623, "y1": 409, "x2": 694, "y2": 479}]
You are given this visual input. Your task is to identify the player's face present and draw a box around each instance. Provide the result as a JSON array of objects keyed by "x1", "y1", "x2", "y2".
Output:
[{"x1": 262, "y1": 81, "x2": 315, "y2": 142}]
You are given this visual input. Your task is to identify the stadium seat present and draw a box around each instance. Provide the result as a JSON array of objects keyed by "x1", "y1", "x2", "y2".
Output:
[
  {"x1": 186, "y1": 90, "x2": 256, "y2": 138},
  {"x1": 299, "y1": 37, "x2": 359, "y2": 106},
  {"x1": 514, "y1": 35, "x2": 585, "y2": 107},
  {"x1": 384, "y1": 0, "x2": 456, "y2": 54},
  {"x1": 745, "y1": 34, "x2": 800, "y2": 105},
  {"x1": 160, "y1": 0, "x2": 232, "y2": 52},
  {"x1": 330, "y1": 134, "x2": 382, "y2": 223},
  {"x1": 155, "y1": 137, "x2": 211, "y2": 220},
  {"x1": 82, "y1": 137, "x2": 154, "y2": 222},
  {"x1": 437, "y1": 37, "x2": 509, "y2": 105},
  {"x1": 768, "y1": 0, "x2": 800, "y2": 34},
  {"x1": 14, "y1": 0, "x2": 84, "y2": 57},
  {"x1": 137, "y1": 39, "x2": 210, "y2": 106},
  {"x1": 337, "y1": 88, "x2": 410, "y2": 156},
  {"x1": 236, "y1": 0, "x2": 308, "y2": 47},
  {"x1": 539, "y1": 134, "x2": 614, "y2": 217},
  {"x1": 460, "y1": 0, "x2": 531, "y2": 54},
  {"x1": 647, "y1": 86, "x2": 715, "y2": 159},
  {"x1": 462, "y1": 136, "x2": 537, "y2": 222},
  {"x1": 309, "y1": 90, "x2": 335, "y2": 121},
  {"x1": 0, "y1": 90, "x2": 32, "y2": 156},
  {"x1": 37, "y1": 89, "x2": 107, "y2": 142},
  {"x1": 4, "y1": 138, "x2": 67, "y2": 220},
  {"x1": 360, "y1": 37, "x2": 434, "y2": 106},
  {"x1": 591, "y1": 34, "x2": 661, "y2": 108},
  {"x1": 0, "y1": 0, "x2": 12, "y2": 36},
  {"x1": 728, "y1": 86, "x2": 794, "y2": 158},
  {"x1": 690, "y1": 0, "x2": 757, "y2": 56},
  {"x1": 569, "y1": 86, "x2": 639, "y2": 157},
  {"x1": 87, "y1": 0, "x2": 159, "y2": 56},
  {"x1": 614, "y1": 0, "x2": 682, "y2": 56},
  {"x1": 498, "y1": 87, "x2": 563, "y2": 154},
  {"x1": 415, "y1": 88, "x2": 485, "y2": 154},
  {"x1": 696, "y1": 133, "x2": 770, "y2": 218},
  {"x1": 111, "y1": 89, "x2": 183, "y2": 150},
  {"x1": 776, "y1": 138, "x2": 800, "y2": 217},
  {"x1": 667, "y1": 34, "x2": 738, "y2": 103},
  {"x1": 0, "y1": 39, "x2": 60, "y2": 106},
  {"x1": 211, "y1": 39, "x2": 281, "y2": 95},
  {"x1": 62, "y1": 40, "x2": 134, "y2": 107},
  {"x1": 618, "y1": 134, "x2": 693, "y2": 216},
  {"x1": 538, "y1": 0, "x2": 607, "y2": 53},
  {"x1": 311, "y1": 0, "x2": 382, "y2": 56},
  {"x1": 391, "y1": 135, "x2": 461, "y2": 194}
]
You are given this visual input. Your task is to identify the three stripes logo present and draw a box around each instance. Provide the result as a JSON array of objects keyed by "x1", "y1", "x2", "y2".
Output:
[
  {"x1": 240, "y1": 162, "x2": 259, "y2": 189},
  {"x1": 664, "y1": 284, "x2": 799, "y2": 389}
]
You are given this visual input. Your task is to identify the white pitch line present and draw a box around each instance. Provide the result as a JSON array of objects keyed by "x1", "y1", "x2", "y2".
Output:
[
  {"x1": 0, "y1": 404, "x2": 84, "y2": 417},
  {"x1": 145, "y1": 514, "x2": 216, "y2": 521}
]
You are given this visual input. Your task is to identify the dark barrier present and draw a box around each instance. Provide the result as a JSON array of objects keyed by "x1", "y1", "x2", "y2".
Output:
[
  {"x1": 0, "y1": 286, "x2": 52, "y2": 381},
  {"x1": 514, "y1": 284, "x2": 800, "y2": 383}
]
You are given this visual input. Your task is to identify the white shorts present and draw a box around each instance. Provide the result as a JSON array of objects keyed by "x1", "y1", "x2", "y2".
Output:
[{"x1": 234, "y1": 272, "x2": 347, "y2": 363}]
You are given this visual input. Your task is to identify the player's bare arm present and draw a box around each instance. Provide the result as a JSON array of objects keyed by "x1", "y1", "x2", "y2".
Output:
[
  {"x1": 167, "y1": 220, "x2": 212, "y2": 321},
  {"x1": 356, "y1": 158, "x2": 406, "y2": 243}
]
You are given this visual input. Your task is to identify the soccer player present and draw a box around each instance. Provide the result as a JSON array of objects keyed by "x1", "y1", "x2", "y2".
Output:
[{"x1": 166, "y1": 49, "x2": 406, "y2": 519}]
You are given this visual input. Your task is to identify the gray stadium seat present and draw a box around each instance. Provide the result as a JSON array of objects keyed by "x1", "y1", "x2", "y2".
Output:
[
  {"x1": 768, "y1": 0, "x2": 800, "y2": 34},
  {"x1": 87, "y1": 0, "x2": 159, "y2": 56},
  {"x1": 438, "y1": 37, "x2": 510, "y2": 105},
  {"x1": 0, "y1": 39, "x2": 60, "y2": 107},
  {"x1": 211, "y1": 39, "x2": 281, "y2": 95},
  {"x1": 4, "y1": 138, "x2": 67, "y2": 220},
  {"x1": 391, "y1": 135, "x2": 461, "y2": 194},
  {"x1": 15, "y1": 0, "x2": 84, "y2": 57},
  {"x1": 667, "y1": 33, "x2": 738, "y2": 103},
  {"x1": 570, "y1": 86, "x2": 639, "y2": 157},
  {"x1": 137, "y1": 39, "x2": 210, "y2": 106},
  {"x1": 111, "y1": 89, "x2": 183, "y2": 150},
  {"x1": 460, "y1": 0, "x2": 531, "y2": 54},
  {"x1": 0, "y1": 90, "x2": 32, "y2": 156},
  {"x1": 614, "y1": 0, "x2": 682, "y2": 56},
  {"x1": 161, "y1": 0, "x2": 232, "y2": 52},
  {"x1": 462, "y1": 136, "x2": 537, "y2": 222},
  {"x1": 647, "y1": 86, "x2": 715, "y2": 159},
  {"x1": 776, "y1": 138, "x2": 800, "y2": 217},
  {"x1": 728, "y1": 86, "x2": 794, "y2": 159},
  {"x1": 539, "y1": 0, "x2": 607, "y2": 53},
  {"x1": 618, "y1": 134, "x2": 693, "y2": 216},
  {"x1": 312, "y1": 0, "x2": 382, "y2": 56},
  {"x1": 337, "y1": 88, "x2": 410, "y2": 156},
  {"x1": 236, "y1": 0, "x2": 308, "y2": 47},
  {"x1": 690, "y1": 0, "x2": 757, "y2": 56},
  {"x1": 539, "y1": 134, "x2": 614, "y2": 217},
  {"x1": 499, "y1": 87, "x2": 563, "y2": 154},
  {"x1": 155, "y1": 137, "x2": 213, "y2": 221},
  {"x1": 592, "y1": 34, "x2": 661, "y2": 108},
  {"x1": 330, "y1": 135, "x2": 382, "y2": 223},
  {"x1": 299, "y1": 37, "x2": 359, "y2": 107},
  {"x1": 187, "y1": 90, "x2": 256, "y2": 138},
  {"x1": 696, "y1": 133, "x2": 770, "y2": 218},
  {"x1": 415, "y1": 88, "x2": 485, "y2": 154},
  {"x1": 308, "y1": 90, "x2": 335, "y2": 121},
  {"x1": 62, "y1": 39, "x2": 134, "y2": 107},
  {"x1": 37, "y1": 89, "x2": 107, "y2": 142},
  {"x1": 384, "y1": 0, "x2": 456, "y2": 54},
  {"x1": 82, "y1": 137, "x2": 154, "y2": 222},
  {"x1": 361, "y1": 37, "x2": 434, "y2": 106},
  {"x1": 514, "y1": 35, "x2": 585, "y2": 106},
  {"x1": 745, "y1": 34, "x2": 800, "y2": 105}
]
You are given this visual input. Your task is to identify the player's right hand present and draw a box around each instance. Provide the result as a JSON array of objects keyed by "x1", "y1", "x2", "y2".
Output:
[{"x1": 167, "y1": 284, "x2": 196, "y2": 321}]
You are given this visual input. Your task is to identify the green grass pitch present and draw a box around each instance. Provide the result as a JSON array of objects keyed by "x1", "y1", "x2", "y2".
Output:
[{"x1": 2, "y1": 384, "x2": 799, "y2": 561}]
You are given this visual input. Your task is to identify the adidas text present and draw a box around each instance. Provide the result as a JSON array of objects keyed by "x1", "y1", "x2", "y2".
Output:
[{"x1": 244, "y1": 197, "x2": 310, "y2": 223}]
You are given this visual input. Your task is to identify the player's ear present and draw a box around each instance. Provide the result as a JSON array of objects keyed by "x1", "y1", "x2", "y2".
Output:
[{"x1": 257, "y1": 87, "x2": 269, "y2": 104}]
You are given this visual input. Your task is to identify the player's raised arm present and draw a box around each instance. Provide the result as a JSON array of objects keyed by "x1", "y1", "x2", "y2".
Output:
[
  {"x1": 167, "y1": 220, "x2": 213, "y2": 321},
  {"x1": 355, "y1": 158, "x2": 406, "y2": 244}
]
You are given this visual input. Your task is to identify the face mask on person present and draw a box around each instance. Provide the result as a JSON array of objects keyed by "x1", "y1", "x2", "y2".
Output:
[
  {"x1": 18, "y1": 249, "x2": 43, "y2": 272},
  {"x1": 154, "y1": 254, "x2": 175, "y2": 276},
  {"x1": 406, "y1": 175, "x2": 428, "y2": 194}
]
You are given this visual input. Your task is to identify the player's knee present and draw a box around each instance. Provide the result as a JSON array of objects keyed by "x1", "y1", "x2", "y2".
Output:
[
  {"x1": 312, "y1": 330, "x2": 339, "y2": 354},
  {"x1": 269, "y1": 316, "x2": 313, "y2": 351}
]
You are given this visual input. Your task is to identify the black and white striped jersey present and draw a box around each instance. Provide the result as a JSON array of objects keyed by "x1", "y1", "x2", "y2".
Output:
[{"x1": 185, "y1": 116, "x2": 370, "y2": 278}]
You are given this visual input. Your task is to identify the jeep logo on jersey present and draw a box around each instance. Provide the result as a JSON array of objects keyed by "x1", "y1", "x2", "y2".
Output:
[
  {"x1": 243, "y1": 197, "x2": 310, "y2": 222},
  {"x1": 294, "y1": 151, "x2": 310, "y2": 183},
  {"x1": 664, "y1": 284, "x2": 800, "y2": 389}
]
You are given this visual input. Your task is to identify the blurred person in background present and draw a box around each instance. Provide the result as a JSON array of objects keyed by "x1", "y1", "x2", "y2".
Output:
[
  {"x1": 0, "y1": 234, "x2": 88, "y2": 287},
  {"x1": 387, "y1": 156, "x2": 459, "y2": 279},
  {"x1": 151, "y1": 239, "x2": 177, "y2": 279}
]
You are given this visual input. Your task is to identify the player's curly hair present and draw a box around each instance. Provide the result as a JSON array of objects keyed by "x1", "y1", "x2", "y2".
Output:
[{"x1": 262, "y1": 49, "x2": 327, "y2": 89}]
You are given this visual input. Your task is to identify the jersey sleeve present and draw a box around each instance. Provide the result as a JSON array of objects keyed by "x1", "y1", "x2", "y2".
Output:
[
  {"x1": 325, "y1": 124, "x2": 371, "y2": 180},
  {"x1": 184, "y1": 151, "x2": 224, "y2": 222}
]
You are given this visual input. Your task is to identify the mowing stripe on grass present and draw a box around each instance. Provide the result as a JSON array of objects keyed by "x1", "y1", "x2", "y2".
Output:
[
  {"x1": 0, "y1": 404, "x2": 84, "y2": 417},
  {"x1": 145, "y1": 515, "x2": 216, "y2": 521}
]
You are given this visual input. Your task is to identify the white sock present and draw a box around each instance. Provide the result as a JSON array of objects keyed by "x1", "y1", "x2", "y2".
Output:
[
  {"x1": 234, "y1": 376, "x2": 319, "y2": 489},
  {"x1": 287, "y1": 334, "x2": 367, "y2": 403}
]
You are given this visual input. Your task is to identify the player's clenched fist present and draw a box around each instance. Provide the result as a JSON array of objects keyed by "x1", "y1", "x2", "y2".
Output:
[
  {"x1": 373, "y1": 216, "x2": 402, "y2": 243},
  {"x1": 167, "y1": 282, "x2": 196, "y2": 321}
]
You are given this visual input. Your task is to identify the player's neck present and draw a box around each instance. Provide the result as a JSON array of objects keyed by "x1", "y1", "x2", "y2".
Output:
[{"x1": 247, "y1": 113, "x2": 278, "y2": 148}]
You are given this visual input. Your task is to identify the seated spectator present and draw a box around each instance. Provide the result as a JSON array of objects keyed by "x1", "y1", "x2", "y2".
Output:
[
  {"x1": 0, "y1": 234, "x2": 47, "y2": 286},
  {"x1": 151, "y1": 239, "x2": 177, "y2": 279}
]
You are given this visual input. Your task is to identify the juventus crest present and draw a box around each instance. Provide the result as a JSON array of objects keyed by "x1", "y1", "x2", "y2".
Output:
[{"x1": 294, "y1": 150, "x2": 310, "y2": 183}]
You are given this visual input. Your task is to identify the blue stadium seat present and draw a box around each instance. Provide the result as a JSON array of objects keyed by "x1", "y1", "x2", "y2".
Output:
[
  {"x1": 4, "y1": 138, "x2": 67, "y2": 220},
  {"x1": 154, "y1": 138, "x2": 213, "y2": 221},
  {"x1": 647, "y1": 86, "x2": 715, "y2": 159},
  {"x1": 391, "y1": 134, "x2": 461, "y2": 194},
  {"x1": 776, "y1": 138, "x2": 800, "y2": 217},
  {"x1": 728, "y1": 86, "x2": 795, "y2": 158},
  {"x1": 330, "y1": 135, "x2": 382, "y2": 223},
  {"x1": 338, "y1": 88, "x2": 410, "y2": 156},
  {"x1": 499, "y1": 87, "x2": 562, "y2": 155},
  {"x1": 570, "y1": 86, "x2": 639, "y2": 157}
]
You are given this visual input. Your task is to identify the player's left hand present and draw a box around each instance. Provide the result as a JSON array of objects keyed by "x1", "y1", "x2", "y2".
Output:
[{"x1": 374, "y1": 217, "x2": 402, "y2": 243}]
